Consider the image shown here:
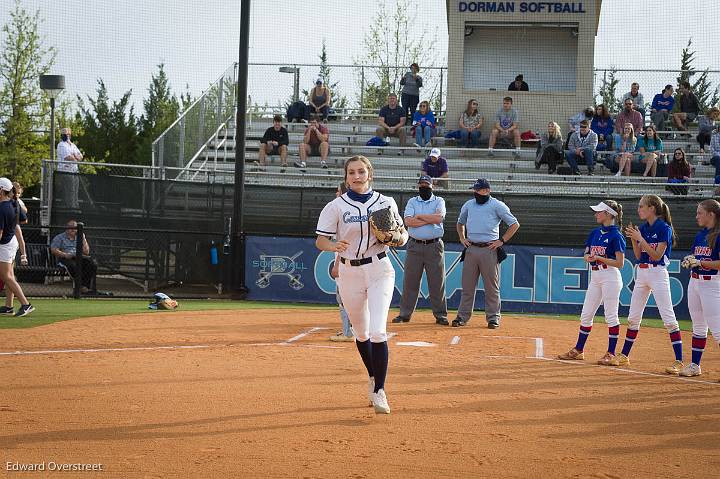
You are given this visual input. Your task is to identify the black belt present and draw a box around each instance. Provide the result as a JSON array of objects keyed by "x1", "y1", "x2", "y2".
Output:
[
  {"x1": 340, "y1": 252, "x2": 387, "y2": 266},
  {"x1": 470, "y1": 241, "x2": 493, "y2": 247},
  {"x1": 411, "y1": 238, "x2": 440, "y2": 244}
]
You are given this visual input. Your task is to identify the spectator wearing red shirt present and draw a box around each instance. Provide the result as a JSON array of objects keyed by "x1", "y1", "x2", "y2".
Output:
[{"x1": 295, "y1": 115, "x2": 330, "y2": 169}]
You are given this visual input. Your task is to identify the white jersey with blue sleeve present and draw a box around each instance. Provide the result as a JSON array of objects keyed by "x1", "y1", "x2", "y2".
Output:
[{"x1": 316, "y1": 191, "x2": 402, "y2": 260}]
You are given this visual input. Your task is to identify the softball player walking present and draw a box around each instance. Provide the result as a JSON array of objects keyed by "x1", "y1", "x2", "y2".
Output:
[
  {"x1": 611, "y1": 195, "x2": 684, "y2": 373},
  {"x1": 558, "y1": 200, "x2": 626, "y2": 365},
  {"x1": 315, "y1": 156, "x2": 408, "y2": 414},
  {"x1": 678, "y1": 199, "x2": 720, "y2": 377}
]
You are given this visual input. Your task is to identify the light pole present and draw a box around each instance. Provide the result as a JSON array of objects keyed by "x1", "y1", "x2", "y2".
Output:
[
  {"x1": 40, "y1": 74, "x2": 65, "y2": 161},
  {"x1": 278, "y1": 66, "x2": 300, "y2": 102}
]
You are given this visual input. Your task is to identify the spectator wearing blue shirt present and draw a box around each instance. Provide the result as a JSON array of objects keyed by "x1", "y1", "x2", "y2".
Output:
[
  {"x1": 412, "y1": 101, "x2": 436, "y2": 147},
  {"x1": 421, "y1": 148, "x2": 449, "y2": 188},
  {"x1": 376, "y1": 93, "x2": 406, "y2": 146},
  {"x1": 637, "y1": 125, "x2": 664, "y2": 177},
  {"x1": 612, "y1": 123, "x2": 637, "y2": 177},
  {"x1": 393, "y1": 176, "x2": 448, "y2": 325},
  {"x1": 651, "y1": 85, "x2": 675, "y2": 132},
  {"x1": 454, "y1": 178, "x2": 520, "y2": 328},
  {"x1": 591, "y1": 104, "x2": 614, "y2": 151}
]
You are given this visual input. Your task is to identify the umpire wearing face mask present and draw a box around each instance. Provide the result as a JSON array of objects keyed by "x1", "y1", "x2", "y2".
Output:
[
  {"x1": 454, "y1": 178, "x2": 520, "y2": 328},
  {"x1": 392, "y1": 176, "x2": 448, "y2": 325}
]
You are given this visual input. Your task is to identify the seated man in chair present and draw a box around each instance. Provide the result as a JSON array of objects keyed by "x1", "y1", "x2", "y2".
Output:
[{"x1": 50, "y1": 219, "x2": 99, "y2": 294}]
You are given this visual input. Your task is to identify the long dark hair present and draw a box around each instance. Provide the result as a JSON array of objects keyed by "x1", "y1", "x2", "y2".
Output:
[
  {"x1": 641, "y1": 195, "x2": 677, "y2": 247},
  {"x1": 465, "y1": 99, "x2": 478, "y2": 117},
  {"x1": 644, "y1": 125, "x2": 659, "y2": 149},
  {"x1": 672, "y1": 147, "x2": 689, "y2": 169},
  {"x1": 699, "y1": 199, "x2": 720, "y2": 251}
]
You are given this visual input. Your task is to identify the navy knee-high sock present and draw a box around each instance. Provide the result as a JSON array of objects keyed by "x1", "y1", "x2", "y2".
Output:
[
  {"x1": 355, "y1": 339, "x2": 374, "y2": 378},
  {"x1": 371, "y1": 341, "x2": 389, "y2": 393}
]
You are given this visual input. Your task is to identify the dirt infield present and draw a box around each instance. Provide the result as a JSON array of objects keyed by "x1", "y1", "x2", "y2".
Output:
[{"x1": 1, "y1": 309, "x2": 719, "y2": 478}]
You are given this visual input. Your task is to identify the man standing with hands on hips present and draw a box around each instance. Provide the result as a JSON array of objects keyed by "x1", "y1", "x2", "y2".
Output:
[
  {"x1": 455, "y1": 178, "x2": 520, "y2": 328},
  {"x1": 393, "y1": 175, "x2": 448, "y2": 325}
]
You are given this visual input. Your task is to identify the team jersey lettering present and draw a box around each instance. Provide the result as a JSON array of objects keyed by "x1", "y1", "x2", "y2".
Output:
[
  {"x1": 343, "y1": 211, "x2": 369, "y2": 223},
  {"x1": 694, "y1": 246, "x2": 712, "y2": 257},
  {"x1": 590, "y1": 245, "x2": 607, "y2": 257}
]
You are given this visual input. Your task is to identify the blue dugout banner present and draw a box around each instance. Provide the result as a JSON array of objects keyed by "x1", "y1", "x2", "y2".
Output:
[{"x1": 245, "y1": 236, "x2": 692, "y2": 320}]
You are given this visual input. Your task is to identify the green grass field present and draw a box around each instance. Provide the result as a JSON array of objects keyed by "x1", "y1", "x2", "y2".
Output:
[{"x1": 0, "y1": 299, "x2": 690, "y2": 331}]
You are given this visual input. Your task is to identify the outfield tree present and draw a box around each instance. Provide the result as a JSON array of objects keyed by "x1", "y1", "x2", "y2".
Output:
[
  {"x1": 0, "y1": 1, "x2": 55, "y2": 186},
  {"x1": 354, "y1": 0, "x2": 441, "y2": 111},
  {"x1": 676, "y1": 38, "x2": 720, "y2": 112},
  {"x1": 76, "y1": 80, "x2": 140, "y2": 165},
  {"x1": 138, "y1": 63, "x2": 180, "y2": 164}
]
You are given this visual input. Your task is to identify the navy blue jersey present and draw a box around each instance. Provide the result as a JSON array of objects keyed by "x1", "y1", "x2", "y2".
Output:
[
  {"x1": 637, "y1": 219, "x2": 672, "y2": 266},
  {"x1": 0, "y1": 200, "x2": 18, "y2": 244},
  {"x1": 692, "y1": 228, "x2": 720, "y2": 276},
  {"x1": 584, "y1": 225, "x2": 626, "y2": 266}
]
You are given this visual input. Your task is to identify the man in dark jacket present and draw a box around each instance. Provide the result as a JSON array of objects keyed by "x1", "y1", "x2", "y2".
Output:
[{"x1": 257, "y1": 115, "x2": 289, "y2": 171}]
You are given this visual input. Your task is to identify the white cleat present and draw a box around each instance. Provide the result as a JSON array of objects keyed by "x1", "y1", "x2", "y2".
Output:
[
  {"x1": 367, "y1": 377, "x2": 375, "y2": 406},
  {"x1": 372, "y1": 389, "x2": 391, "y2": 414},
  {"x1": 678, "y1": 362, "x2": 702, "y2": 377}
]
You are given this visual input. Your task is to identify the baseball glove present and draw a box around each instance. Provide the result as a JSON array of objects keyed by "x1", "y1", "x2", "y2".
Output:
[
  {"x1": 148, "y1": 292, "x2": 179, "y2": 310},
  {"x1": 369, "y1": 207, "x2": 404, "y2": 247},
  {"x1": 681, "y1": 254, "x2": 700, "y2": 269}
]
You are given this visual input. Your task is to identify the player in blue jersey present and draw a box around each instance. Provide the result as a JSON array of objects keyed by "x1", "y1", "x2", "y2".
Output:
[
  {"x1": 678, "y1": 200, "x2": 720, "y2": 377},
  {"x1": 612, "y1": 195, "x2": 684, "y2": 373},
  {"x1": 558, "y1": 200, "x2": 626, "y2": 365}
]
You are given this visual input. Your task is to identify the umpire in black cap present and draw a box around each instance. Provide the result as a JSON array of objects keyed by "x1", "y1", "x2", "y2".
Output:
[
  {"x1": 454, "y1": 178, "x2": 519, "y2": 328},
  {"x1": 393, "y1": 175, "x2": 448, "y2": 325}
]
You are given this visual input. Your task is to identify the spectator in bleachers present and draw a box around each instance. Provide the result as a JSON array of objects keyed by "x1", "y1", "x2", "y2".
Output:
[
  {"x1": 488, "y1": 97, "x2": 520, "y2": 156},
  {"x1": 412, "y1": 101, "x2": 436, "y2": 148},
  {"x1": 711, "y1": 125, "x2": 720, "y2": 180},
  {"x1": 612, "y1": 123, "x2": 637, "y2": 177},
  {"x1": 308, "y1": 79, "x2": 331, "y2": 121},
  {"x1": 591, "y1": 104, "x2": 614, "y2": 151},
  {"x1": 508, "y1": 74, "x2": 529, "y2": 91},
  {"x1": 650, "y1": 85, "x2": 675, "y2": 131},
  {"x1": 672, "y1": 81, "x2": 701, "y2": 133},
  {"x1": 295, "y1": 115, "x2": 330, "y2": 169},
  {"x1": 376, "y1": 93, "x2": 407, "y2": 146},
  {"x1": 637, "y1": 125, "x2": 664, "y2": 177},
  {"x1": 400, "y1": 63, "x2": 422, "y2": 122},
  {"x1": 421, "y1": 148, "x2": 449, "y2": 187},
  {"x1": 458, "y1": 99, "x2": 484, "y2": 148},
  {"x1": 566, "y1": 120, "x2": 598, "y2": 176},
  {"x1": 615, "y1": 98, "x2": 644, "y2": 135},
  {"x1": 697, "y1": 107, "x2": 720, "y2": 153},
  {"x1": 257, "y1": 115, "x2": 289, "y2": 171},
  {"x1": 566, "y1": 107, "x2": 595, "y2": 149},
  {"x1": 666, "y1": 148, "x2": 692, "y2": 196},
  {"x1": 50, "y1": 219, "x2": 98, "y2": 295},
  {"x1": 622, "y1": 82, "x2": 646, "y2": 119},
  {"x1": 535, "y1": 121, "x2": 564, "y2": 174}
]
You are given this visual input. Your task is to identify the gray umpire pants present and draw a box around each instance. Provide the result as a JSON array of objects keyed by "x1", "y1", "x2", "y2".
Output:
[
  {"x1": 398, "y1": 238, "x2": 448, "y2": 320},
  {"x1": 457, "y1": 245, "x2": 500, "y2": 324}
]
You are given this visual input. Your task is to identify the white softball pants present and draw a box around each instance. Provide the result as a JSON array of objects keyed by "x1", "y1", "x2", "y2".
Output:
[
  {"x1": 627, "y1": 266, "x2": 679, "y2": 331},
  {"x1": 337, "y1": 255, "x2": 395, "y2": 343},
  {"x1": 580, "y1": 267, "x2": 622, "y2": 328},
  {"x1": 688, "y1": 276, "x2": 720, "y2": 343}
]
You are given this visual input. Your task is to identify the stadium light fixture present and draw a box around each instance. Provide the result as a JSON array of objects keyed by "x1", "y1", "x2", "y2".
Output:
[
  {"x1": 279, "y1": 66, "x2": 300, "y2": 103},
  {"x1": 40, "y1": 74, "x2": 66, "y2": 162}
]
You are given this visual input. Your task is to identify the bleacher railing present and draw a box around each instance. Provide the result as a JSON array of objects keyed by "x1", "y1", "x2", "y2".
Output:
[{"x1": 152, "y1": 63, "x2": 238, "y2": 169}]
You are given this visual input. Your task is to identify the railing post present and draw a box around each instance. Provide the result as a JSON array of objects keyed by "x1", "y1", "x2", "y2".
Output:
[
  {"x1": 439, "y1": 67, "x2": 445, "y2": 123},
  {"x1": 178, "y1": 117, "x2": 186, "y2": 169},
  {"x1": 198, "y1": 97, "x2": 206, "y2": 153},
  {"x1": 360, "y1": 66, "x2": 365, "y2": 112},
  {"x1": 73, "y1": 222, "x2": 84, "y2": 299}
]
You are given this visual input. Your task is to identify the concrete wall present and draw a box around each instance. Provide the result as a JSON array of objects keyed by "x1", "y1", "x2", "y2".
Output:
[{"x1": 446, "y1": 0, "x2": 600, "y2": 136}]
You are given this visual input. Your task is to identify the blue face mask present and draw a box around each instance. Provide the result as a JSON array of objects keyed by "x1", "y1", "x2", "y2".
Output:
[{"x1": 61, "y1": 134, "x2": 69, "y2": 141}]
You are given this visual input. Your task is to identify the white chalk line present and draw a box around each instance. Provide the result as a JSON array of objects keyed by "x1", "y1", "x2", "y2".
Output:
[
  {"x1": 0, "y1": 345, "x2": 210, "y2": 356},
  {"x1": 284, "y1": 327, "x2": 330, "y2": 344},
  {"x1": 537, "y1": 356, "x2": 720, "y2": 387}
]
